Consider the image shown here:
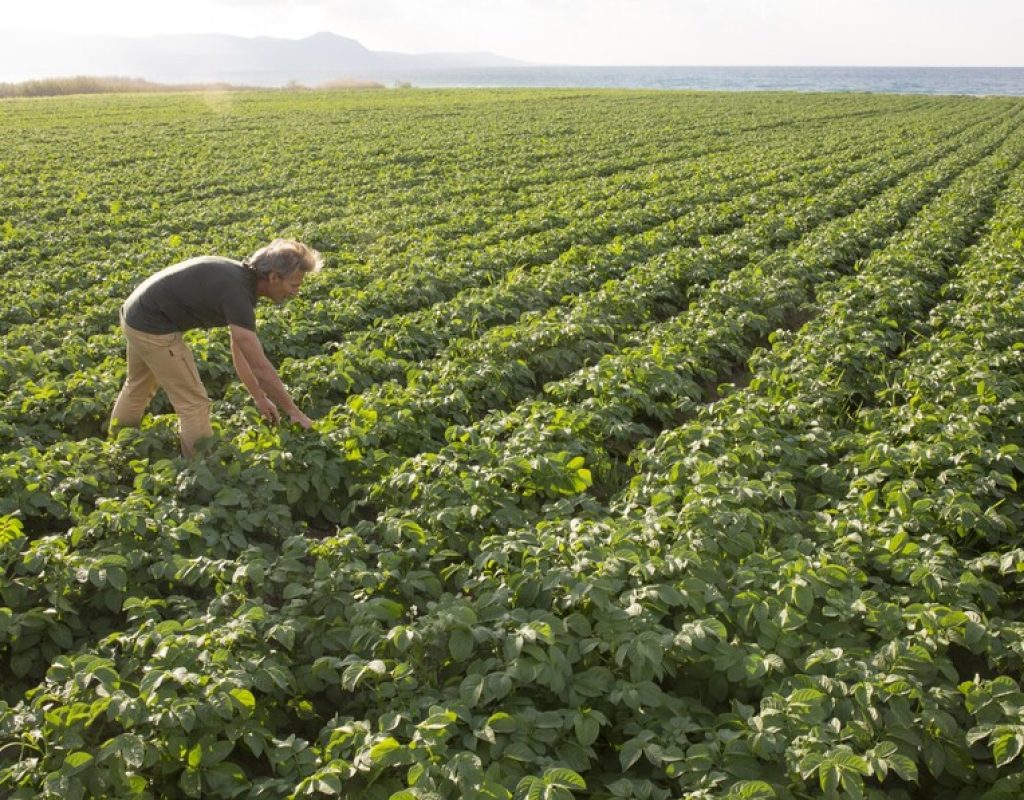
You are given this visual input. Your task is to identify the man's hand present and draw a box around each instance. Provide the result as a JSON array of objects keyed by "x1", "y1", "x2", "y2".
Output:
[
  {"x1": 255, "y1": 395, "x2": 280, "y2": 424},
  {"x1": 288, "y1": 409, "x2": 313, "y2": 429},
  {"x1": 230, "y1": 325, "x2": 311, "y2": 430}
]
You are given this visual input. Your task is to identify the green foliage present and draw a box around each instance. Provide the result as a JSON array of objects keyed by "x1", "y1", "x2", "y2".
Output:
[{"x1": 3, "y1": 88, "x2": 1024, "y2": 799}]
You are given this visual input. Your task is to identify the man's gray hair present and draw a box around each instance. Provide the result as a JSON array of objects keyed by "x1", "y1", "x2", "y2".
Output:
[{"x1": 246, "y1": 239, "x2": 324, "y2": 278}]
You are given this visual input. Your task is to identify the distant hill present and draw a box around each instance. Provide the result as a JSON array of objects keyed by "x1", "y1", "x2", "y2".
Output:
[{"x1": 0, "y1": 31, "x2": 528, "y2": 86}]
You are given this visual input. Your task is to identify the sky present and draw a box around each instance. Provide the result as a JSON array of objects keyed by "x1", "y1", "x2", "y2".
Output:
[{"x1": 1, "y1": 0, "x2": 1021, "y2": 67}]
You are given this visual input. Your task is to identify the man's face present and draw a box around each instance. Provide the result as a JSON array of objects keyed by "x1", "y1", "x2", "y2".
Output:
[{"x1": 269, "y1": 270, "x2": 305, "y2": 304}]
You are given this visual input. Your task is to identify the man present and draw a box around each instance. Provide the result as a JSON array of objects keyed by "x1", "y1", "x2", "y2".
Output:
[{"x1": 110, "y1": 238, "x2": 321, "y2": 456}]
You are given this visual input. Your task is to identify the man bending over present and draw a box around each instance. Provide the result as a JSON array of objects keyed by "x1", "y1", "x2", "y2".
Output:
[{"x1": 110, "y1": 238, "x2": 321, "y2": 456}]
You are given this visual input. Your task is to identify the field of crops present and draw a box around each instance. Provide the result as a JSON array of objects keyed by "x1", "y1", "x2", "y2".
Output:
[{"x1": 2, "y1": 87, "x2": 1024, "y2": 799}]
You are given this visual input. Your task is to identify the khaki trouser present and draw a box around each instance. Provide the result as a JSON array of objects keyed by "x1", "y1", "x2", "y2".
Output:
[{"x1": 110, "y1": 310, "x2": 213, "y2": 456}]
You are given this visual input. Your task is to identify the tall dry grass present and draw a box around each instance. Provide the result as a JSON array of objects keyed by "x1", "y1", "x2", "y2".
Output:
[
  {"x1": 0, "y1": 75, "x2": 251, "y2": 98},
  {"x1": 0, "y1": 75, "x2": 389, "y2": 98}
]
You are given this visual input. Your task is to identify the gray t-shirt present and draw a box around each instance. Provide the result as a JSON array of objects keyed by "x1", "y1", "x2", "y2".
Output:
[{"x1": 123, "y1": 256, "x2": 258, "y2": 334}]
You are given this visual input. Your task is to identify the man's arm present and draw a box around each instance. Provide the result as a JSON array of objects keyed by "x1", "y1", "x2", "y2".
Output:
[
  {"x1": 229, "y1": 324, "x2": 312, "y2": 428},
  {"x1": 230, "y1": 332, "x2": 280, "y2": 424}
]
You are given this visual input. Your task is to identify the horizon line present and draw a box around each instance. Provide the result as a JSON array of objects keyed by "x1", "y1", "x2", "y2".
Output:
[{"x1": 0, "y1": 30, "x2": 1021, "y2": 71}]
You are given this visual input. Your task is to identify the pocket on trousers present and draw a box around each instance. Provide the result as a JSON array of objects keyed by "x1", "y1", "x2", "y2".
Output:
[{"x1": 168, "y1": 341, "x2": 208, "y2": 397}]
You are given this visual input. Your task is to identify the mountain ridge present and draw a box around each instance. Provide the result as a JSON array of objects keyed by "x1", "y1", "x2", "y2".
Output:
[{"x1": 0, "y1": 30, "x2": 529, "y2": 85}]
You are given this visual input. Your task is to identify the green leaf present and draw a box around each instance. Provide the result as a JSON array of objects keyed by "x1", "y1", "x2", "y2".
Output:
[
  {"x1": 843, "y1": 777, "x2": 865, "y2": 800},
  {"x1": 316, "y1": 774, "x2": 343, "y2": 795},
  {"x1": 229, "y1": 687, "x2": 256, "y2": 712},
  {"x1": 449, "y1": 627, "x2": 474, "y2": 661},
  {"x1": 271, "y1": 624, "x2": 296, "y2": 650},
  {"x1": 119, "y1": 734, "x2": 147, "y2": 769},
  {"x1": 513, "y1": 776, "x2": 545, "y2": 800},
  {"x1": 798, "y1": 752, "x2": 822, "y2": 779},
  {"x1": 803, "y1": 647, "x2": 843, "y2": 669},
  {"x1": 965, "y1": 620, "x2": 987, "y2": 652},
  {"x1": 10, "y1": 652, "x2": 33, "y2": 678},
  {"x1": 819, "y1": 763, "x2": 840, "y2": 793},
  {"x1": 62, "y1": 751, "x2": 94, "y2": 776},
  {"x1": 418, "y1": 710, "x2": 458, "y2": 732},
  {"x1": 369, "y1": 737, "x2": 402, "y2": 764},
  {"x1": 620, "y1": 738, "x2": 643, "y2": 770},
  {"x1": 887, "y1": 754, "x2": 918, "y2": 782},
  {"x1": 487, "y1": 712, "x2": 517, "y2": 733},
  {"x1": 574, "y1": 713, "x2": 600, "y2": 747},
  {"x1": 366, "y1": 597, "x2": 405, "y2": 622},
  {"x1": 504, "y1": 742, "x2": 536, "y2": 763},
  {"x1": 726, "y1": 781, "x2": 777, "y2": 799},
  {"x1": 832, "y1": 751, "x2": 870, "y2": 775},
  {"x1": 460, "y1": 673, "x2": 485, "y2": 706},
  {"x1": 570, "y1": 666, "x2": 613, "y2": 698},
  {"x1": 204, "y1": 761, "x2": 248, "y2": 795},
  {"x1": 993, "y1": 729, "x2": 1024, "y2": 767},
  {"x1": 923, "y1": 736, "x2": 946, "y2": 777},
  {"x1": 788, "y1": 688, "x2": 825, "y2": 705},
  {"x1": 180, "y1": 767, "x2": 202, "y2": 798},
  {"x1": 49, "y1": 623, "x2": 73, "y2": 649},
  {"x1": 204, "y1": 740, "x2": 234, "y2": 766},
  {"x1": 107, "y1": 566, "x2": 128, "y2": 591},
  {"x1": 544, "y1": 767, "x2": 586, "y2": 790}
]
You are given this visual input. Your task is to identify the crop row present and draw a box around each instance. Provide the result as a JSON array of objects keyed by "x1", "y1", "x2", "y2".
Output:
[
  {"x1": 2, "y1": 91, "x2": 1024, "y2": 800},
  {"x1": 577, "y1": 130, "x2": 1024, "y2": 798},
  {"x1": 0, "y1": 93, "x2": 978, "y2": 333},
  {"x1": 333, "y1": 112, "x2": 1024, "y2": 549},
  {"x1": 278, "y1": 123, "x2": 1024, "y2": 798},
  {"x1": 0, "y1": 104, "x2": 1016, "y2": 518},
  {"x1": 1, "y1": 96, "x2": 965, "y2": 355},
  {"x1": 0, "y1": 105, "x2": 993, "y2": 474},
  {"x1": 275, "y1": 107, "x2": 1024, "y2": 520},
  {"x1": 1, "y1": 90, "x2": 935, "y2": 336},
  {"x1": 0, "y1": 106, "x2": 957, "y2": 449},
  {"x1": 3, "y1": 133, "x2": 1020, "y2": 799}
]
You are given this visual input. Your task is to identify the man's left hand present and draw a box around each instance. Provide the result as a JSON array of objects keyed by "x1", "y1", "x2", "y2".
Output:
[{"x1": 255, "y1": 395, "x2": 280, "y2": 424}]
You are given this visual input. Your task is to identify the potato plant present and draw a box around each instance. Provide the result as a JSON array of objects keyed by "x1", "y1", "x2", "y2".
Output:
[{"x1": 2, "y1": 88, "x2": 1024, "y2": 799}]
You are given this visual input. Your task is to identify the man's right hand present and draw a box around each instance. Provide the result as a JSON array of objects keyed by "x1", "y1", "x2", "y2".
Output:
[{"x1": 288, "y1": 409, "x2": 313, "y2": 429}]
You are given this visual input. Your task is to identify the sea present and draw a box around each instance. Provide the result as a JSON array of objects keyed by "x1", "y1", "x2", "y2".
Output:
[
  {"x1": 6, "y1": 65, "x2": 1024, "y2": 96},
  {"x1": 367, "y1": 66, "x2": 1024, "y2": 96}
]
